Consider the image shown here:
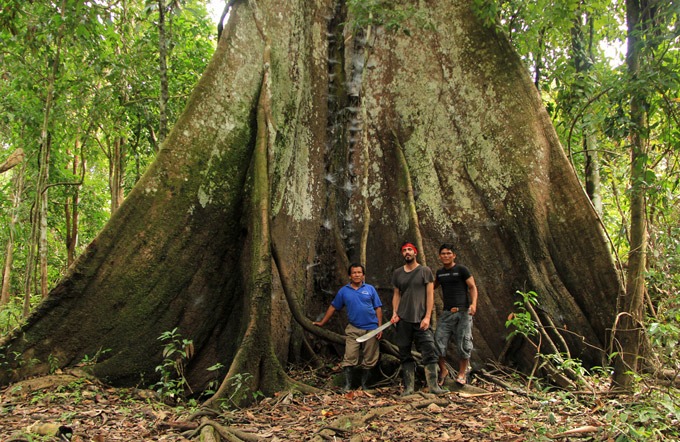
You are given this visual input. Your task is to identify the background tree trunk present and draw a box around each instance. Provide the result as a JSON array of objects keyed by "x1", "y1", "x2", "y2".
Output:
[
  {"x1": 612, "y1": 0, "x2": 649, "y2": 389},
  {"x1": 0, "y1": 149, "x2": 25, "y2": 174},
  {"x1": 1, "y1": 163, "x2": 26, "y2": 305},
  {"x1": 64, "y1": 146, "x2": 82, "y2": 267},
  {"x1": 157, "y1": 0, "x2": 169, "y2": 145},
  {"x1": 570, "y1": 10, "x2": 602, "y2": 215},
  {"x1": 109, "y1": 137, "x2": 125, "y2": 214},
  {"x1": 0, "y1": 0, "x2": 623, "y2": 394}
]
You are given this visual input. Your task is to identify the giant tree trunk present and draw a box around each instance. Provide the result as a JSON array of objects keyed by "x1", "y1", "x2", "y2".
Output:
[{"x1": 0, "y1": 0, "x2": 622, "y2": 396}]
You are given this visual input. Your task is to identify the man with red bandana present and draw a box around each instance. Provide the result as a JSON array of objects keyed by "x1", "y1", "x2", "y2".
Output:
[{"x1": 391, "y1": 242, "x2": 447, "y2": 395}]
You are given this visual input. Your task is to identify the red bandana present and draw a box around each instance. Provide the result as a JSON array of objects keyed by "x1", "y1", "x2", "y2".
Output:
[{"x1": 401, "y1": 243, "x2": 417, "y2": 253}]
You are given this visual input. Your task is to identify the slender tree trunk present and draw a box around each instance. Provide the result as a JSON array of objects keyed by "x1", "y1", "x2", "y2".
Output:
[
  {"x1": 39, "y1": 141, "x2": 50, "y2": 299},
  {"x1": 533, "y1": 28, "x2": 545, "y2": 89},
  {"x1": 65, "y1": 145, "x2": 82, "y2": 266},
  {"x1": 584, "y1": 131, "x2": 602, "y2": 214},
  {"x1": 110, "y1": 137, "x2": 125, "y2": 213},
  {"x1": 612, "y1": 0, "x2": 649, "y2": 389},
  {"x1": 157, "y1": 0, "x2": 169, "y2": 146},
  {"x1": 1, "y1": 163, "x2": 26, "y2": 305},
  {"x1": 571, "y1": 9, "x2": 602, "y2": 214}
]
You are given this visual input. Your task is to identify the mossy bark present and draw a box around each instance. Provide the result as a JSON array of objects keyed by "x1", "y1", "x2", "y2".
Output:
[{"x1": 0, "y1": 0, "x2": 622, "y2": 394}]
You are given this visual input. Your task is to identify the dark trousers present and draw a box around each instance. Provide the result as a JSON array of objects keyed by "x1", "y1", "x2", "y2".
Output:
[{"x1": 395, "y1": 321, "x2": 439, "y2": 365}]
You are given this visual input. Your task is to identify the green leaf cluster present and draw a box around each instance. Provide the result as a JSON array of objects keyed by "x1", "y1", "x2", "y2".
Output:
[{"x1": 346, "y1": 0, "x2": 434, "y2": 34}]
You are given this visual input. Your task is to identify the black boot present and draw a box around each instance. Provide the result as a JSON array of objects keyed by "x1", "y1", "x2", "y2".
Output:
[
  {"x1": 425, "y1": 363, "x2": 448, "y2": 395},
  {"x1": 401, "y1": 362, "x2": 415, "y2": 396},
  {"x1": 342, "y1": 367, "x2": 353, "y2": 391},
  {"x1": 360, "y1": 368, "x2": 371, "y2": 390}
]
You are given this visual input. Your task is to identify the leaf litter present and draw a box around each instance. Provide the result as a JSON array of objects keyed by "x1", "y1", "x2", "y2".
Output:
[{"x1": 0, "y1": 367, "x2": 677, "y2": 441}]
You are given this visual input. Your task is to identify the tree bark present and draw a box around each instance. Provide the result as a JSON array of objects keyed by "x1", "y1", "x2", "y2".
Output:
[
  {"x1": 39, "y1": 140, "x2": 50, "y2": 299},
  {"x1": 65, "y1": 146, "x2": 82, "y2": 266},
  {"x1": 570, "y1": 10, "x2": 602, "y2": 215},
  {"x1": 612, "y1": 0, "x2": 649, "y2": 389},
  {"x1": 1, "y1": 163, "x2": 26, "y2": 305},
  {"x1": 0, "y1": 148, "x2": 25, "y2": 174},
  {"x1": 0, "y1": 0, "x2": 623, "y2": 395},
  {"x1": 157, "y1": 0, "x2": 169, "y2": 146},
  {"x1": 109, "y1": 136, "x2": 125, "y2": 214}
]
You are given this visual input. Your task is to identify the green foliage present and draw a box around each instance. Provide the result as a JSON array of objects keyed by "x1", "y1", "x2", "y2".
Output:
[
  {"x1": 647, "y1": 308, "x2": 680, "y2": 365},
  {"x1": 470, "y1": 0, "x2": 499, "y2": 28},
  {"x1": 0, "y1": 296, "x2": 24, "y2": 335},
  {"x1": 505, "y1": 290, "x2": 539, "y2": 339},
  {"x1": 202, "y1": 362, "x2": 225, "y2": 397},
  {"x1": 606, "y1": 389, "x2": 680, "y2": 440},
  {"x1": 47, "y1": 354, "x2": 60, "y2": 374},
  {"x1": 220, "y1": 372, "x2": 263, "y2": 410},
  {"x1": 0, "y1": 348, "x2": 40, "y2": 379},
  {"x1": 78, "y1": 348, "x2": 112, "y2": 367},
  {"x1": 0, "y1": 0, "x2": 215, "y2": 316},
  {"x1": 346, "y1": 0, "x2": 433, "y2": 34},
  {"x1": 152, "y1": 328, "x2": 194, "y2": 403}
]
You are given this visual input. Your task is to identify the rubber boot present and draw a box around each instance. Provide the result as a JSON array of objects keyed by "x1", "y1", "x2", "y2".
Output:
[
  {"x1": 401, "y1": 362, "x2": 415, "y2": 396},
  {"x1": 360, "y1": 368, "x2": 371, "y2": 390},
  {"x1": 342, "y1": 367, "x2": 353, "y2": 391},
  {"x1": 425, "y1": 363, "x2": 449, "y2": 395}
]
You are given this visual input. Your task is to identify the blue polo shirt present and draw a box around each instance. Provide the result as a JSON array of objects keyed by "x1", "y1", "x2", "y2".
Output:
[{"x1": 331, "y1": 283, "x2": 382, "y2": 330}]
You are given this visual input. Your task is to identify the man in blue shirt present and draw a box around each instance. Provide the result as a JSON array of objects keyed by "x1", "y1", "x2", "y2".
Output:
[{"x1": 314, "y1": 263, "x2": 383, "y2": 391}]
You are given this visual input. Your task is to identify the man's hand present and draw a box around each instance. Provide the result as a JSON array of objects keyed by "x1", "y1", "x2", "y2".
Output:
[
  {"x1": 391, "y1": 313, "x2": 400, "y2": 324},
  {"x1": 313, "y1": 321, "x2": 323, "y2": 327},
  {"x1": 420, "y1": 317, "x2": 430, "y2": 330},
  {"x1": 469, "y1": 304, "x2": 477, "y2": 316}
]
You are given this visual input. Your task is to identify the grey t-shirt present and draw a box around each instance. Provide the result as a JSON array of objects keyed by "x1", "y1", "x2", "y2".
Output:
[{"x1": 392, "y1": 265, "x2": 434, "y2": 323}]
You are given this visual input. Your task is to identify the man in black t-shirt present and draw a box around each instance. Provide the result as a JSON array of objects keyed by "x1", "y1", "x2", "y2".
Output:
[{"x1": 434, "y1": 243, "x2": 478, "y2": 386}]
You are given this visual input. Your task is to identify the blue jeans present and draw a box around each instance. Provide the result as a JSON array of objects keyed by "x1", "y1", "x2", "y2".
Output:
[{"x1": 435, "y1": 310, "x2": 473, "y2": 359}]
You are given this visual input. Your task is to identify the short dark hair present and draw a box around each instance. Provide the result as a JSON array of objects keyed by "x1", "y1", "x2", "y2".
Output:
[
  {"x1": 439, "y1": 243, "x2": 456, "y2": 253},
  {"x1": 348, "y1": 263, "x2": 365, "y2": 275}
]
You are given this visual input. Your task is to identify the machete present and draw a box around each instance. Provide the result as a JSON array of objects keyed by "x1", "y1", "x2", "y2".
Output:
[{"x1": 356, "y1": 322, "x2": 393, "y2": 343}]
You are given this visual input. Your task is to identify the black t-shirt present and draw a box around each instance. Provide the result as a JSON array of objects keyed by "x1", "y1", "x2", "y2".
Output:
[{"x1": 436, "y1": 264, "x2": 471, "y2": 310}]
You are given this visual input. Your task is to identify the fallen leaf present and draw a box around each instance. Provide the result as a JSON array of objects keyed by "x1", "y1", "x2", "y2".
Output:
[
  {"x1": 427, "y1": 403, "x2": 443, "y2": 413},
  {"x1": 550, "y1": 425, "x2": 600, "y2": 438}
]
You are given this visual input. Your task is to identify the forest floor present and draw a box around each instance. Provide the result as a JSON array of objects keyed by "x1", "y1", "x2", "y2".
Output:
[{"x1": 0, "y1": 365, "x2": 677, "y2": 441}]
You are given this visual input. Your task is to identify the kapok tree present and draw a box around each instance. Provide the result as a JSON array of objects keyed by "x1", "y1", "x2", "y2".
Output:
[{"x1": 0, "y1": 0, "x2": 623, "y2": 405}]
